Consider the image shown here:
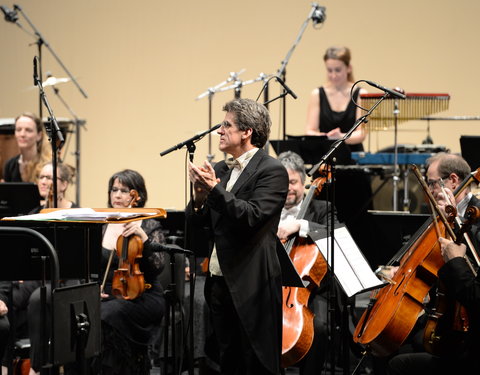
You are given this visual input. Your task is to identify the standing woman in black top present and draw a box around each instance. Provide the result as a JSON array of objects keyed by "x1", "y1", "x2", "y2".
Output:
[
  {"x1": 305, "y1": 46, "x2": 366, "y2": 151},
  {"x1": 2, "y1": 113, "x2": 50, "y2": 183},
  {"x1": 305, "y1": 46, "x2": 374, "y2": 266}
]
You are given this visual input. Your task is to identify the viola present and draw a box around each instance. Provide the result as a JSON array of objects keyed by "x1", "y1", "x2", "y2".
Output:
[
  {"x1": 281, "y1": 167, "x2": 331, "y2": 368},
  {"x1": 110, "y1": 190, "x2": 146, "y2": 300},
  {"x1": 353, "y1": 166, "x2": 480, "y2": 357},
  {"x1": 423, "y1": 204, "x2": 480, "y2": 356}
]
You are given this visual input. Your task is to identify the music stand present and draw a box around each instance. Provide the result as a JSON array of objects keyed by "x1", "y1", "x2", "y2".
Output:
[
  {"x1": 460, "y1": 135, "x2": 480, "y2": 170},
  {"x1": 366, "y1": 211, "x2": 430, "y2": 268},
  {"x1": 52, "y1": 282, "x2": 100, "y2": 374},
  {"x1": 0, "y1": 182, "x2": 42, "y2": 218},
  {"x1": 269, "y1": 135, "x2": 353, "y2": 166}
]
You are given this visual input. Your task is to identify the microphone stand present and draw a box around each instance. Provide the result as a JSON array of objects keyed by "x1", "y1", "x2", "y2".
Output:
[
  {"x1": 34, "y1": 58, "x2": 65, "y2": 209},
  {"x1": 48, "y1": 83, "x2": 87, "y2": 205},
  {"x1": 13, "y1": 4, "x2": 88, "y2": 100},
  {"x1": 392, "y1": 99, "x2": 400, "y2": 211},
  {"x1": 307, "y1": 92, "x2": 388, "y2": 375},
  {"x1": 276, "y1": 3, "x2": 322, "y2": 140},
  {"x1": 195, "y1": 70, "x2": 245, "y2": 163}
]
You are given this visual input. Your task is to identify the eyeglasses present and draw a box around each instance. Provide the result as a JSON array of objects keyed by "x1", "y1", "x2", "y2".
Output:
[
  {"x1": 38, "y1": 175, "x2": 63, "y2": 182},
  {"x1": 426, "y1": 176, "x2": 449, "y2": 188},
  {"x1": 110, "y1": 187, "x2": 130, "y2": 194}
]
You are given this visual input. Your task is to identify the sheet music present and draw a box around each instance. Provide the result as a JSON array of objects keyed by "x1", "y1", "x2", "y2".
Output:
[
  {"x1": 310, "y1": 226, "x2": 385, "y2": 297},
  {"x1": 2, "y1": 208, "x2": 159, "y2": 222}
]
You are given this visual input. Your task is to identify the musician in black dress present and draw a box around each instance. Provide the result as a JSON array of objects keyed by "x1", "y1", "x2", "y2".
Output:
[
  {"x1": 27, "y1": 169, "x2": 167, "y2": 375},
  {"x1": 305, "y1": 46, "x2": 373, "y2": 266},
  {"x1": 305, "y1": 46, "x2": 366, "y2": 151},
  {"x1": 99, "y1": 169, "x2": 167, "y2": 375}
]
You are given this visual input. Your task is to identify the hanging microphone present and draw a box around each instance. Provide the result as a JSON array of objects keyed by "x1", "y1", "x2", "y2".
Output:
[
  {"x1": 311, "y1": 4, "x2": 326, "y2": 26},
  {"x1": 33, "y1": 56, "x2": 39, "y2": 86},
  {"x1": 275, "y1": 76, "x2": 298, "y2": 99},
  {"x1": 365, "y1": 80, "x2": 406, "y2": 100},
  {"x1": 0, "y1": 5, "x2": 18, "y2": 23}
]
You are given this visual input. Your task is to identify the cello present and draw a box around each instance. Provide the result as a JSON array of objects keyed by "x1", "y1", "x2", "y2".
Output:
[
  {"x1": 353, "y1": 166, "x2": 480, "y2": 357},
  {"x1": 281, "y1": 168, "x2": 331, "y2": 367}
]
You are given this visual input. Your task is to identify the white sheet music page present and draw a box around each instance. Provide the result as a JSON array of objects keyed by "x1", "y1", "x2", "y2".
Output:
[
  {"x1": 312, "y1": 226, "x2": 384, "y2": 297},
  {"x1": 2, "y1": 208, "x2": 158, "y2": 221}
]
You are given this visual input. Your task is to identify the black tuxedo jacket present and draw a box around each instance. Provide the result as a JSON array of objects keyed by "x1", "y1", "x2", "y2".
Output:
[{"x1": 187, "y1": 148, "x2": 288, "y2": 373}]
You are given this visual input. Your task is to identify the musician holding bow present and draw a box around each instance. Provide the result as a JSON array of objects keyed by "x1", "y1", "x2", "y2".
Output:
[
  {"x1": 26, "y1": 169, "x2": 167, "y2": 375},
  {"x1": 277, "y1": 151, "x2": 340, "y2": 374},
  {"x1": 388, "y1": 153, "x2": 480, "y2": 374},
  {"x1": 99, "y1": 169, "x2": 167, "y2": 375}
]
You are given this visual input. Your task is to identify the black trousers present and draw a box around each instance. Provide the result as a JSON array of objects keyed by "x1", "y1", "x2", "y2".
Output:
[
  {"x1": 205, "y1": 275, "x2": 274, "y2": 375},
  {"x1": 0, "y1": 315, "x2": 9, "y2": 363}
]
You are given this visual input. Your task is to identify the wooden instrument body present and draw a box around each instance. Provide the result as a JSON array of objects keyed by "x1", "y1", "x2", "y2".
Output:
[
  {"x1": 111, "y1": 219, "x2": 146, "y2": 300},
  {"x1": 423, "y1": 284, "x2": 469, "y2": 356},
  {"x1": 281, "y1": 237, "x2": 328, "y2": 367},
  {"x1": 353, "y1": 220, "x2": 445, "y2": 356}
]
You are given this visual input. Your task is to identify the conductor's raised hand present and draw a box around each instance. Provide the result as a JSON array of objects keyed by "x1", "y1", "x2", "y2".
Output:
[{"x1": 188, "y1": 160, "x2": 219, "y2": 192}]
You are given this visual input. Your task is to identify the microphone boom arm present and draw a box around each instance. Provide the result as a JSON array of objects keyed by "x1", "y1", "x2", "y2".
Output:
[
  {"x1": 160, "y1": 124, "x2": 221, "y2": 157},
  {"x1": 13, "y1": 4, "x2": 88, "y2": 98}
]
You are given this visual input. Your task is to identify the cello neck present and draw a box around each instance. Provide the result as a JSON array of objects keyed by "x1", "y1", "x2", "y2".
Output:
[
  {"x1": 284, "y1": 183, "x2": 319, "y2": 254},
  {"x1": 387, "y1": 166, "x2": 480, "y2": 266}
]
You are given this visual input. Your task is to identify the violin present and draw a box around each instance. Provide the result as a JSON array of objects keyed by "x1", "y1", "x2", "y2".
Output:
[
  {"x1": 281, "y1": 167, "x2": 331, "y2": 368},
  {"x1": 110, "y1": 190, "x2": 146, "y2": 300},
  {"x1": 353, "y1": 166, "x2": 480, "y2": 357}
]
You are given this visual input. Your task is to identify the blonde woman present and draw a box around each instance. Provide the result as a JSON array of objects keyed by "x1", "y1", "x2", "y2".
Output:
[{"x1": 3, "y1": 112, "x2": 51, "y2": 183}]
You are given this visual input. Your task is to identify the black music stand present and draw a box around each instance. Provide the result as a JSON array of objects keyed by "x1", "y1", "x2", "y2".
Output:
[
  {"x1": 460, "y1": 135, "x2": 480, "y2": 170},
  {"x1": 0, "y1": 220, "x2": 101, "y2": 281},
  {"x1": 52, "y1": 282, "x2": 100, "y2": 375},
  {"x1": 269, "y1": 135, "x2": 353, "y2": 165},
  {"x1": 366, "y1": 211, "x2": 430, "y2": 268},
  {"x1": 0, "y1": 226, "x2": 59, "y2": 375},
  {"x1": 0, "y1": 183, "x2": 42, "y2": 218}
]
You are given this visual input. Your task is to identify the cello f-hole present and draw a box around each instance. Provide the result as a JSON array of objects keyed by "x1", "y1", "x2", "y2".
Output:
[{"x1": 393, "y1": 274, "x2": 406, "y2": 296}]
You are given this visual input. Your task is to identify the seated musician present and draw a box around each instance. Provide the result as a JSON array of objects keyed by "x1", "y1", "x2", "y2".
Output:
[
  {"x1": 388, "y1": 237, "x2": 480, "y2": 374},
  {"x1": 2, "y1": 113, "x2": 50, "y2": 183},
  {"x1": 277, "y1": 151, "x2": 340, "y2": 374},
  {"x1": 26, "y1": 169, "x2": 167, "y2": 375},
  {"x1": 0, "y1": 161, "x2": 78, "y2": 373},
  {"x1": 425, "y1": 152, "x2": 480, "y2": 241},
  {"x1": 30, "y1": 161, "x2": 77, "y2": 213},
  {"x1": 384, "y1": 153, "x2": 480, "y2": 373},
  {"x1": 99, "y1": 169, "x2": 167, "y2": 375}
]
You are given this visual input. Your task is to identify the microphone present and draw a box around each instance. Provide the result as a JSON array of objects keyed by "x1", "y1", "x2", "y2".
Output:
[
  {"x1": 158, "y1": 243, "x2": 194, "y2": 255},
  {"x1": 311, "y1": 4, "x2": 326, "y2": 26},
  {"x1": 0, "y1": 5, "x2": 18, "y2": 23},
  {"x1": 33, "y1": 56, "x2": 38, "y2": 86},
  {"x1": 275, "y1": 76, "x2": 298, "y2": 99},
  {"x1": 365, "y1": 80, "x2": 406, "y2": 100}
]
